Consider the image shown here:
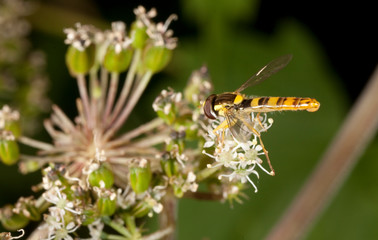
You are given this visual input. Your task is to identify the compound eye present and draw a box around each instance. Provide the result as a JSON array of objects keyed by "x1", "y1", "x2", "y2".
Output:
[{"x1": 203, "y1": 95, "x2": 217, "y2": 120}]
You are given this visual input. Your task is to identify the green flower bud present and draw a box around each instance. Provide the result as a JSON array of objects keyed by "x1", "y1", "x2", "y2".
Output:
[
  {"x1": 24, "y1": 204, "x2": 40, "y2": 222},
  {"x1": 183, "y1": 66, "x2": 212, "y2": 105},
  {"x1": 0, "y1": 138, "x2": 19, "y2": 165},
  {"x1": 129, "y1": 160, "x2": 152, "y2": 194},
  {"x1": 166, "y1": 132, "x2": 185, "y2": 154},
  {"x1": 103, "y1": 45, "x2": 133, "y2": 73},
  {"x1": 0, "y1": 106, "x2": 21, "y2": 138},
  {"x1": 19, "y1": 160, "x2": 40, "y2": 174},
  {"x1": 130, "y1": 22, "x2": 147, "y2": 49},
  {"x1": 143, "y1": 46, "x2": 172, "y2": 73},
  {"x1": 15, "y1": 197, "x2": 40, "y2": 222},
  {"x1": 97, "y1": 195, "x2": 117, "y2": 216},
  {"x1": 4, "y1": 120, "x2": 21, "y2": 138},
  {"x1": 152, "y1": 89, "x2": 181, "y2": 125},
  {"x1": 173, "y1": 185, "x2": 184, "y2": 198},
  {"x1": 161, "y1": 156, "x2": 179, "y2": 178},
  {"x1": 0, "y1": 205, "x2": 29, "y2": 231},
  {"x1": 81, "y1": 209, "x2": 98, "y2": 226},
  {"x1": 88, "y1": 164, "x2": 114, "y2": 189},
  {"x1": 156, "y1": 109, "x2": 176, "y2": 125},
  {"x1": 184, "y1": 122, "x2": 198, "y2": 140},
  {"x1": 62, "y1": 211, "x2": 75, "y2": 226},
  {"x1": 130, "y1": 201, "x2": 150, "y2": 218},
  {"x1": 66, "y1": 44, "x2": 96, "y2": 76}
]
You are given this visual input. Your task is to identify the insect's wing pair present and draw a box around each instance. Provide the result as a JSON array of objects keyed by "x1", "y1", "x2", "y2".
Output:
[{"x1": 235, "y1": 54, "x2": 292, "y2": 93}]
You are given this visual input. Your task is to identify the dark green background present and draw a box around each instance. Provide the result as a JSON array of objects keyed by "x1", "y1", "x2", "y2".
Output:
[{"x1": 1, "y1": 0, "x2": 377, "y2": 239}]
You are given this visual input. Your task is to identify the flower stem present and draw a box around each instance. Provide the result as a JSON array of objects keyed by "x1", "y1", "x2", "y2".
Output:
[
  {"x1": 105, "y1": 118, "x2": 164, "y2": 148},
  {"x1": 196, "y1": 165, "x2": 222, "y2": 181},
  {"x1": 18, "y1": 136, "x2": 53, "y2": 150},
  {"x1": 159, "y1": 190, "x2": 177, "y2": 240},
  {"x1": 183, "y1": 191, "x2": 223, "y2": 201},
  {"x1": 103, "y1": 216, "x2": 132, "y2": 238},
  {"x1": 76, "y1": 74, "x2": 92, "y2": 128},
  {"x1": 103, "y1": 72, "x2": 119, "y2": 125},
  {"x1": 104, "y1": 70, "x2": 153, "y2": 141},
  {"x1": 102, "y1": 234, "x2": 128, "y2": 240}
]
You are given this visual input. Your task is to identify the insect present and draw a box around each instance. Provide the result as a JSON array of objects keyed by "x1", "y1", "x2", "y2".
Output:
[{"x1": 203, "y1": 54, "x2": 320, "y2": 175}]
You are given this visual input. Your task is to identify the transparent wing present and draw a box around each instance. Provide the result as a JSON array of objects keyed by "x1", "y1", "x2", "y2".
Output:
[
  {"x1": 235, "y1": 54, "x2": 293, "y2": 93},
  {"x1": 224, "y1": 109, "x2": 255, "y2": 143}
]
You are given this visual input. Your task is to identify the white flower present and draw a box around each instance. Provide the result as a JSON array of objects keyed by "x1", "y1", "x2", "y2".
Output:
[
  {"x1": 134, "y1": 5, "x2": 177, "y2": 49},
  {"x1": 202, "y1": 113, "x2": 274, "y2": 192},
  {"x1": 182, "y1": 172, "x2": 199, "y2": 192},
  {"x1": 87, "y1": 219, "x2": 104, "y2": 240},
  {"x1": 106, "y1": 21, "x2": 133, "y2": 53},
  {"x1": 145, "y1": 196, "x2": 163, "y2": 217},
  {"x1": 117, "y1": 186, "x2": 137, "y2": 209},
  {"x1": 42, "y1": 208, "x2": 80, "y2": 240},
  {"x1": 43, "y1": 187, "x2": 81, "y2": 215},
  {"x1": 64, "y1": 23, "x2": 98, "y2": 51},
  {"x1": 0, "y1": 105, "x2": 19, "y2": 129}
]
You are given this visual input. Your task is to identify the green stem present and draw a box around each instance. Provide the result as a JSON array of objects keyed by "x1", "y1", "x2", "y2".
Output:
[
  {"x1": 123, "y1": 213, "x2": 138, "y2": 236},
  {"x1": 103, "y1": 216, "x2": 132, "y2": 238},
  {"x1": 76, "y1": 74, "x2": 92, "y2": 129},
  {"x1": 104, "y1": 70, "x2": 153, "y2": 141},
  {"x1": 196, "y1": 165, "x2": 221, "y2": 181},
  {"x1": 89, "y1": 66, "x2": 100, "y2": 127},
  {"x1": 102, "y1": 233, "x2": 128, "y2": 240},
  {"x1": 35, "y1": 196, "x2": 51, "y2": 213},
  {"x1": 103, "y1": 72, "x2": 119, "y2": 125}
]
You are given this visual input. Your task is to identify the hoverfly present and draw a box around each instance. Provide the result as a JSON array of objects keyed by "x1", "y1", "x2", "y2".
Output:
[{"x1": 203, "y1": 54, "x2": 320, "y2": 175}]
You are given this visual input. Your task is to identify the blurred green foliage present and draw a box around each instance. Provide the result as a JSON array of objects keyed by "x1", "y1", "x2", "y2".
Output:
[{"x1": 0, "y1": 0, "x2": 377, "y2": 238}]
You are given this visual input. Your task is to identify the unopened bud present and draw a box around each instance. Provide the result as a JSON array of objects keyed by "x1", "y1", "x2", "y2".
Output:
[
  {"x1": 88, "y1": 164, "x2": 114, "y2": 189},
  {"x1": 160, "y1": 156, "x2": 178, "y2": 178},
  {"x1": 103, "y1": 45, "x2": 133, "y2": 73},
  {"x1": 0, "y1": 137, "x2": 19, "y2": 165},
  {"x1": 4, "y1": 120, "x2": 21, "y2": 138},
  {"x1": 0, "y1": 205, "x2": 29, "y2": 231},
  {"x1": 97, "y1": 195, "x2": 117, "y2": 216},
  {"x1": 130, "y1": 22, "x2": 147, "y2": 49},
  {"x1": 81, "y1": 209, "x2": 98, "y2": 226},
  {"x1": 143, "y1": 46, "x2": 172, "y2": 73},
  {"x1": 129, "y1": 160, "x2": 152, "y2": 194},
  {"x1": 65, "y1": 44, "x2": 96, "y2": 76}
]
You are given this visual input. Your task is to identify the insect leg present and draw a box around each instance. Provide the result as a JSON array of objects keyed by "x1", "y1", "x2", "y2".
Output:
[
  {"x1": 257, "y1": 134, "x2": 275, "y2": 176},
  {"x1": 213, "y1": 119, "x2": 229, "y2": 144},
  {"x1": 239, "y1": 117, "x2": 275, "y2": 176},
  {"x1": 255, "y1": 112, "x2": 267, "y2": 132}
]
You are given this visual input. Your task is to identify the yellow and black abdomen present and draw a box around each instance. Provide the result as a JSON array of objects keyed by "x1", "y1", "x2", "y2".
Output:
[{"x1": 246, "y1": 97, "x2": 320, "y2": 112}]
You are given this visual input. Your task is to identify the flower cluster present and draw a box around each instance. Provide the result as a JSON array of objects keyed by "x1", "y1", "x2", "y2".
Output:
[
  {"x1": 203, "y1": 114, "x2": 274, "y2": 192},
  {"x1": 0, "y1": 5, "x2": 181, "y2": 239},
  {"x1": 0, "y1": 5, "x2": 278, "y2": 239}
]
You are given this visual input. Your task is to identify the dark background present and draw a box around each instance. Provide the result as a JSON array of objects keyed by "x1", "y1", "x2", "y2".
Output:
[{"x1": 90, "y1": 0, "x2": 377, "y2": 101}]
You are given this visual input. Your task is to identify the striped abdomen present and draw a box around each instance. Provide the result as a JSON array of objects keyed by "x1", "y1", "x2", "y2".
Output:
[{"x1": 241, "y1": 97, "x2": 320, "y2": 112}]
